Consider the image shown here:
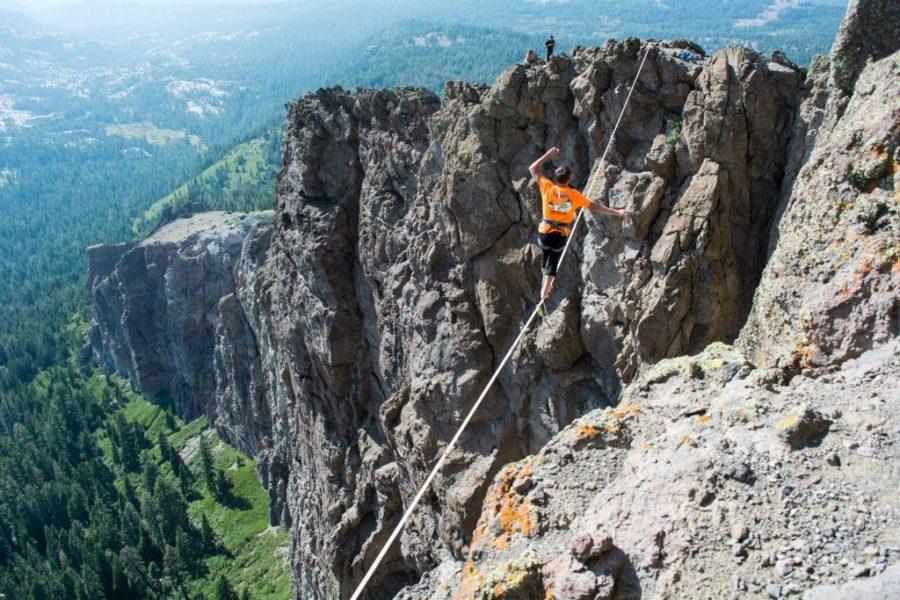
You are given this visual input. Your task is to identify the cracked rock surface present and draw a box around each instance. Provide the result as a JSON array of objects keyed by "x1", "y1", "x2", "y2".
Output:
[
  {"x1": 409, "y1": 342, "x2": 899, "y2": 599},
  {"x1": 88, "y1": 211, "x2": 274, "y2": 423}
]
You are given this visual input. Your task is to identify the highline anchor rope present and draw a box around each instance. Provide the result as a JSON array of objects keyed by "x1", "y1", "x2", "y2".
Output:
[{"x1": 349, "y1": 42, "x2": 653, "y2": 600}]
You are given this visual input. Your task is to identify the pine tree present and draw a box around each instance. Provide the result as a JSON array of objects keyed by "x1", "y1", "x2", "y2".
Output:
[
  {"x1": 158, "y1": 431, "x2": 173, "y2": 464},
  {"x1": 153, "y1": 477, "x2": 189, "y2": 546},
  {"x1": 163, "y1": 543, "x2": 184, "y2": 582},
  {"x1": 137, "y1": 525, "x2": 158, "y2": 565},
  {"x1": 120, "y1": 502, "x2": 142, "y2": 547},
  {"x1": 120, "y1": 422, "x2": 145, "y2": 472},
  {"x1": 174, "y1": 527, "x2": 194, "y2": 574},
  {"x1": 119, "y1": 546, "x2": 148, "y2": 595},
  {"x1": 200, "y1": 512, "x2": 216, "y2": 552},
  {"x1": 198, "y1": 435, "x2": 216, "y2": 493},
  {"x1": 142, "y1": 460, "x2": 158, "y2": 491},
  {"x1": 121, "y1": 475, "x2": 138, "y2": 506},
  {"x1": 145, "y1": 561, "x2": 160, "y2": 591},
  {"x1": 29, "y1": 579, "x2": 48, "y2": 600},
  {"x1": 109, "y1": 552, "x2": 131, "y2": 597},
  {"x1": 110, "y1": 436, "x2": 123, "y2": 466},
  {"x1": 214, "y1": 468, "x2": 232, "y2": 500},
  {"x1": 214, "y1": 575, "x2": 239, "y2": 600}
]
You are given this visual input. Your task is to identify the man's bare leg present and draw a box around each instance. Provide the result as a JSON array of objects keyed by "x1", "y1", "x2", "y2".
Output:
[{"x1": 540, "y1": 275, "x2": 555, "y2": 300}]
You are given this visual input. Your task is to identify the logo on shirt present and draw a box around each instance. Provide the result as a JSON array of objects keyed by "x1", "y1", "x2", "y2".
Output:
[
  {"x1": 549, "y1": 189, "x2": 572, "y2": 214},
  {"x1": 549, "y1": 199, "x2": 572, "y2": 214}
]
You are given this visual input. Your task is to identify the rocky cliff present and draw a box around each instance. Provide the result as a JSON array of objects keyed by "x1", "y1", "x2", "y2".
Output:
[
  {"x1": 87, "y1": 1, "x2": 898, "y2": 598},
  {"x1": 88, "y1": 211, "x2": 274, "y2": 425},
  {"x1": 402, "y1": 1, "x2": 898, "y2": 597}
]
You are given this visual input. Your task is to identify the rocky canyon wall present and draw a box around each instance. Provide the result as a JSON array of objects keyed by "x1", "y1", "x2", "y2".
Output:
[
  {"x1": 87, "y1": 1, "x2": 898, "y2": 597},
  {"x1": 88, "y1": 211, "x2": 273, "y2": 425},
  {"x1": 255, "y1": 37, "x2": 813, "y2": 597},
  {"x1": 403, "y1": 0, "x2": 899, "y2": 597}
]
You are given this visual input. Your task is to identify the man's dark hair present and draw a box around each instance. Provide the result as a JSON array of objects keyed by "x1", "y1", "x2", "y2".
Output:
[{"x1": 554, "y1": 166, "x2": 571, "y2": 185}]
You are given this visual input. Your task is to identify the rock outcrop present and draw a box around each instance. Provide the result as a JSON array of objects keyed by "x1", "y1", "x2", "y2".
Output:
[
  {"x1": 88, "y1": 211, "x2": 274, "y2": 425},
  {"x1": 249, "y1": 41, "x2": 809, "y2": 598},
  {"x1": 402, "y1": 1, "x2": 899, "y2": 597},
  {"x1": 739, "y1": 48, "x2": 899, "y2": 373},
  {"x1": 86, "y1": 0, "x2": 899, "y2": 598},
  {"x1": 407, "y1": 341, "x2": 899, "y2": 599}
]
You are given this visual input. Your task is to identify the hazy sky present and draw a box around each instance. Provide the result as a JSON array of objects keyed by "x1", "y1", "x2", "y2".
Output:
[{"x1": 2, "y1": 0, "x2": 284, "y2": 10}]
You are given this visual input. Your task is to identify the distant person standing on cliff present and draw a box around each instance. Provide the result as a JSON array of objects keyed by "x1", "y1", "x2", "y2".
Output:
[
  {"x1": 545, "y1": 35, "x2": 555, "y2": 60},
  {"x1": 529, "y1": 147, "x2": 628, "y2": 311}
]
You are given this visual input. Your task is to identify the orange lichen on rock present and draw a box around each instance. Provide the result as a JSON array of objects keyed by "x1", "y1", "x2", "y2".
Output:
[
  {"x1": 464, "y1": 456, "x2": 539, "y2": 555},
  {"x1": 696, "y1": 413, "x2": 711, "y2": 424},
  {"x1": 569, "y1": 423, "x2": 601, "y2": 445},
  {"x1": 791, "y1": 342, "x2": 823, "y2": 370},
  {"x1": 603, "y1": 403, "x2": 645, "y2": 435},
  {"x1": 492, "y1": 458, "x2": 536, "y2": 544},
  {"x1": 455, "y1": 557, "x2": 483, "y2": 600},
  {"x1": 567, "y1": 404, "x2": 646, "y2": 444},
  {"x1": 497, "y1": 489, "x2": 534, "y2": 539}
]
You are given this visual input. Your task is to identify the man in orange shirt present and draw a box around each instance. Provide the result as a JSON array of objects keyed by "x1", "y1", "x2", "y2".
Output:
[{"x1": 529, "y1": 147, "x2": 628, "y2": 308}]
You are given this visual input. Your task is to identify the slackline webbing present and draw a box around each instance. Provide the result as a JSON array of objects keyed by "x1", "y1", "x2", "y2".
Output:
[{"x1": 349, "y1": 42, "x2": 652, "y2": 600}]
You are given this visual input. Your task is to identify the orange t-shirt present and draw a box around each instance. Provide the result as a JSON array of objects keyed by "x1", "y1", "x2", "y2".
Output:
[{"x1": 537, "y1": 176, "x2": 591, "y2": 234}]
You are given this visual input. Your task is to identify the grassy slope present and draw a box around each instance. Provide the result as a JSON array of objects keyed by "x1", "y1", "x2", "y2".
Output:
[
  {"x1": 95, "y1": 380, "x2": 291, "y2": 600},
  {"x1": 133, "y1": 131, "x2": 278, "y2": 236}
]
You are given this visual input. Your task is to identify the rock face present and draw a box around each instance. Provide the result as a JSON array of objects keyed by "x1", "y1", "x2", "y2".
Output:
[
  {"x1": 88, "y1": 211, "x2": 274, "y2": 425},
  {"x1": 739, "y1": 48, "x2": 899, "y2": 373},
  {"x1": 402, "y1": 1, "x2": 899, "y2": 597},
  {"x1": 411, "y1": 341, "x2": 899, "y2": 599},
  {"x1": 86, "y1": 0, "x2": 899, "y2": 598},
  {"x1": 249, "y1": 41, "x2": 809, "y2": 599},
  {"x1": 828, "y1": 0, "x2": 900, "y2": 94}
]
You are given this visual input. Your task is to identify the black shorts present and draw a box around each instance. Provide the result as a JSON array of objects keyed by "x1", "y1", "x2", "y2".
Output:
[{"x1": 538, "y1": 232, "x2": 567, "y2": 276}]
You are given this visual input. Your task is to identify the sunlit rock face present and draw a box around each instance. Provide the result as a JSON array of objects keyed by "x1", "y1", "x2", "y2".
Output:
[
  {"x1": 87, "y1": 211, "x2": 273, "y2": 424},
  {"x1": 254, "y1": 40, "x2": 804, "y2": 598},
  {"x1": 399, "y1": 1, "x2": 899, "y2": 598}
]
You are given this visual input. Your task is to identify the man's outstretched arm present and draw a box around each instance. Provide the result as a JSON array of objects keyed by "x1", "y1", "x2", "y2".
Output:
[
  {"x1": 586, "y1": 200, "x2": 629, "y2": 219},
  {"x1": 529, "y1": 147, "x2": 559, "y2": 183}
]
